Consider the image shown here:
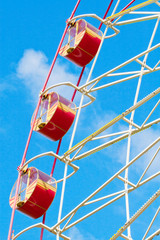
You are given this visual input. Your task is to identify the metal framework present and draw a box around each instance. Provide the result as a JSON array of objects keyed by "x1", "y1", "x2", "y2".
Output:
[{"x1": 9, "y1": 0, "x2": 160, "y2": 239}]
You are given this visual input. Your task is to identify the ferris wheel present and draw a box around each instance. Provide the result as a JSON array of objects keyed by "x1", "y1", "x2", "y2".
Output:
[{"x1": 8, "y1": 0, "x2": 160, "y2": 239}]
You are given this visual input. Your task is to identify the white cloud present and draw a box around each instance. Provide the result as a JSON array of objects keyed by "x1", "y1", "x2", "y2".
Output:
[
  {"x1": 68, "y1": 226, "x2": 99, "y2": 240},
  {"x1": 131, "y1": 128, "x2": 160, "y2": 174},
  {"x1": 68, "y1": 227, "x2": 84, "y2": 240},
  {"x1": 88, "y1": 109, "x2": 128, "y2": 161},
  {"x1": 109, "y1": 126, "x2": 160, "y2": 177},
  {"x1": 17, "y1": 49, "x2": 49, "y2": 94},
  {"x1": 16, "y1": 49, "x2": 78, "y2": 103},
  {"x1": 89, "y1": 106, "x2": 160, "y2": 177},
  {"x1": 88, "y1": 108, "x2": 128, "y2": 139},
  {"x1": 93, "y1": 110, "x2": 117, "y2": 134}
]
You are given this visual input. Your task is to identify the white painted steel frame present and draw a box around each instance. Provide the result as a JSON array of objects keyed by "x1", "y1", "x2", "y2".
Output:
[{"x1": 13, "y1": 1, "x2": 160, "y2": 239}]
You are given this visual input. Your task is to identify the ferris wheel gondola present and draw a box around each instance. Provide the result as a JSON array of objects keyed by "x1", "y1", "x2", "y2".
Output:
[
  {"x1": 9, "y1": 167, "x2": 57, "y2": 219},
  {"x1": 32, "y1": 92, "x2": 76, "y2": 141},
  {"x1": 59, "y1": 19, "x2": 102, "y2": 66}
]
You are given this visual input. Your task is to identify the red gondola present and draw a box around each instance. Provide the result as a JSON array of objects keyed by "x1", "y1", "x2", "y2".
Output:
[
  {"x1": 59, "y1": 19, "x2": 102, "y2": 67},
  {"x1": 32, "y1": 92, "x2": 76, "y2": 141},
  {"x1": 9, "y1": 167, "x2": 57, "y2": 219}
]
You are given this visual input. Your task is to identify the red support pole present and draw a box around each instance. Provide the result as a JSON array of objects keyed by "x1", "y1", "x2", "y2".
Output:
[
  {"x1": 120, "y1": 0, "x2": 136, "y2": 12},
  {"x1": 111, "y1": 0, "x2": 136, "y2": 22},
  {"x1": 39, "y1": 138, "x2": 62, "y2": 240},
  {"x1": 98, "y1": 0, "x2": 114, "y2": 29},
  {"x1": 40, "y1": 212, "x2": 46, "y2": 240},
  {"x1": 39, "y1": 65, "x2": 85, "y2": 239},
  {"x1": 50, "y1": 139, "x2": 62, "y2": 177},
  {"x1": 71, "y1": 66, "x2": 85, "y2": 102}
]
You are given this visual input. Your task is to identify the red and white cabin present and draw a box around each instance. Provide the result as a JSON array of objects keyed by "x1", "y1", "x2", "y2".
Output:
[
  {"x1": 59, "y1": 19, "x2": 102, "y2": 67},
  {"x1": 9, "y1": 167, "x2": 57, "y2": 219},
  {"x1": 32, "y1": 92, "x2": 76, "y2": 141}
]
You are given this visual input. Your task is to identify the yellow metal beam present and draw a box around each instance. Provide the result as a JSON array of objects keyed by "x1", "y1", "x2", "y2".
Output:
[
  {"x1": 107, "y1": 0, "x2": 157, "y2": 21},
  {"x1": 64, "y1": 87, "x2": 160, "y2": 157}
]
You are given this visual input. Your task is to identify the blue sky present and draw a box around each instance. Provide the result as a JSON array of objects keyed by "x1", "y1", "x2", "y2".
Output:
[{"x1": 1, "y1": 0, "x2": 160, "y2": 240}]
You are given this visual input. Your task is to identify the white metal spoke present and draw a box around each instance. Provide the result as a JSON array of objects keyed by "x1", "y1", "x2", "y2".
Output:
[{"x1": 143, "y1": 206, "x2": 160, "y2": 239}]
